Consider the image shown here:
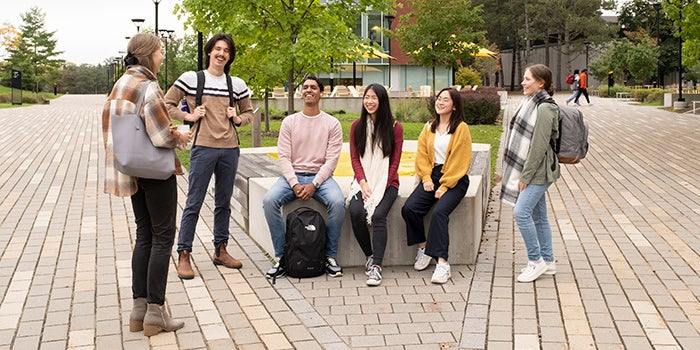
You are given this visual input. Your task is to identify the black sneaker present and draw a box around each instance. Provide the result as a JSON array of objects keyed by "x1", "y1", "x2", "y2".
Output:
[
  {"x1": 325, "y1": 257, "x2": 343, "y2": 277},
  {"x1": 266, "y1": 261, "x2": 285, "y2": 279}
]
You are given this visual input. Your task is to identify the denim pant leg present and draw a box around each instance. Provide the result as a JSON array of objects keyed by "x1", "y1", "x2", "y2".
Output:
[
  {"x1": 513, "y1": 183, "x2": 552, "y2": 261},
  {"x1": 566, "y1": 90, "x2": 578, "y2": 103},
  {"x1": 178, "y1": 146, "x2": 217, "y2": 252},
  {"x1": 312, "y1": 177, "x2": 346, "y2": 258},
  {"x1": 425, "y1": 175, "x2": 469, "y2": 261},
  {"x1": 532, "y1": 190, "x2": 554, "y2": 262},
  {"x1": 131, "y1": 176, "x2": 177, "y2": 305},
  {"x1": 262, "y1": 177, "x2": 297, "y2": 257},
  {"x1": 212, "y1": 148, "x2": 240, "y2": 247}
]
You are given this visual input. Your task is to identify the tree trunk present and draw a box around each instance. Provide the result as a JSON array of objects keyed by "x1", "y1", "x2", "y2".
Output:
[{"x1": 287, "y1": 69, "x2": 295, "y2": 115}]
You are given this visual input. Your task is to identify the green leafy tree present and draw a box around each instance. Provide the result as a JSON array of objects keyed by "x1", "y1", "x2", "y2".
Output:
[
  {"x1": 177, "y1": 0, "x2": 391, "y2": 114},
  {"x1": 393, "y1": 0, "x2": 485, "y2": 91},
  {"x1": 6, "y1": 7, "x2": 64, "y2": 93},
  {"x1": 589, "y1": 37, "x2": 659, "y2": 85},
  {"x1": 663, "y1": 0, "x2": 700, "y2": 68}
]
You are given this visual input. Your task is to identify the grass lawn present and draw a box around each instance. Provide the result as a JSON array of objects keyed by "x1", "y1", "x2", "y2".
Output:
[
  {"x1": 175, "y1": 113, "x2": 503, "y2": 180},
  {"x1": 0, "y1": 85, "x2": 62, "y2": 108}
]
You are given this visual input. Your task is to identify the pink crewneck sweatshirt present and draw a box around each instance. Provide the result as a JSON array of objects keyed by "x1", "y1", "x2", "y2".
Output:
[{"x1": 277, "y1": 111, "x2": 343, "y2": 187}]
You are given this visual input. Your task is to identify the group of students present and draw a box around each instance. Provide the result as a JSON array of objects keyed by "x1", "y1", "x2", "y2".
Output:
[{"x1": 102, "y1": 32, "x2": 561, "y2": 337}]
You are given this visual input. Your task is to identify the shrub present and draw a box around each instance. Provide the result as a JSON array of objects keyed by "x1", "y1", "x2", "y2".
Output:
[
  {"x1": 0, "y1": 93, "x2": 10, "y2": 103},
  {"x1": 392, "y1": 97, "x2": 432, "y2": 123},
  {"x1": 460, "y1": 89, "x2": 500, "y2": 125},
  {"x1": 455, "y1": 66, "x2": 482, "y2": 87}
]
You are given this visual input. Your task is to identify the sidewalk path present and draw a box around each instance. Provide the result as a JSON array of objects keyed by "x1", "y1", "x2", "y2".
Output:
[{"x1": 0, "y1": 94, "x2": 697, "y2": 349}]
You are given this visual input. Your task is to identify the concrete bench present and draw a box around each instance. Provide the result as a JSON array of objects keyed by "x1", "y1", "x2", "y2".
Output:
[
  {"x1": 239, "y1": 142, "x2": 491, "y2": 267},
  {"x1": 616, "y1": 91, "x2": 631, "y2": 99}
]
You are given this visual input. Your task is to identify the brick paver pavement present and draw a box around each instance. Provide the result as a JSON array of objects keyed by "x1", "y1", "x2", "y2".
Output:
[{"x1": 0, "y1": 94, "x2": 697, "y2": 349}]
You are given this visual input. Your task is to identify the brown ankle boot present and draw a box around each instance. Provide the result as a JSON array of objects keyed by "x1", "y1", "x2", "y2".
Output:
[
  {"x1": 129, "y1": 297, "x2": 147, "y2": 332},
  {"x1": 177, "y1": 251, "x2": 195, "y2": 279},
  {"x1": 143, "y1": 303, "x2": 184, "y2": 337},
  {"x1": 212, "y1": 243, "x2": 242, "y2": 269}
]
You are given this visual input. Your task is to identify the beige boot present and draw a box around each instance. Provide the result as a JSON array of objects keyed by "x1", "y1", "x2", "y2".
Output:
[
  {"x1": 177, "y1": 251, "x2": 195, "y2": 279},
  {"x1": 143, "y1": 303, "x2": 184, "y2": 336},
  {"x1": 128, "y1": 297, "x2": 147, "y2": 332},
  {"x1": 212, "y1": 243, "x2": 242, "y2": 269}
]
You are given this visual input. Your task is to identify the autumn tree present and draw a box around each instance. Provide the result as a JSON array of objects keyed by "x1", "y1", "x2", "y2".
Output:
[
  {"x1": 177, "y1": 0, "x2": 391, "y2": 114},
  {"x1": 393, "y1": 0, "x2": 485, "y2": 91},
  {"x1": 6, "y1": 7, "x2": 64, "y2": 93}
]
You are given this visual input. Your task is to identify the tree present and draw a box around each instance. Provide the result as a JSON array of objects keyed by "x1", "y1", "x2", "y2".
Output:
[
  {"x1": 393, "y1": 0, "x2": 485, "y2": 91},
  {"x1": 177, "y1": 0, "x2": 391, "y2": 114},
  {"x1": 589, "y1": 37, "x2": 659, "y2": 85},
  {"x1": 0, "y1": 22, "x2": 21, "y2": 60},
  {"x1": 663, "y1": 0, "x2": 700, "y2": 68},
  {"x1": 6, "y1": 7, "x2": 64, "y2": 93}
]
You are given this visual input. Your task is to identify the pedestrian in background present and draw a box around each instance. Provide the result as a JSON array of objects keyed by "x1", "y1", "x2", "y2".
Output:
[{"x1": 565, "y1": 69, "x2": 580, "y2": 105}]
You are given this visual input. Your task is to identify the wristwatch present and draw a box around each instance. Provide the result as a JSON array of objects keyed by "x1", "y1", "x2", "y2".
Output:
[{"x1": 312, "y1": 181, "x2": 320, "y2": 189}]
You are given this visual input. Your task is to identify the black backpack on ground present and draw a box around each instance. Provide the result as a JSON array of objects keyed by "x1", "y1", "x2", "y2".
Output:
[{"x1": 280, "y1": 207, "x2": 327, "y2": 279}]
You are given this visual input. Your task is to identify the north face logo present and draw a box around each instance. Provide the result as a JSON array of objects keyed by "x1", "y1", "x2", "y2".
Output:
[{"x1": 305, "y1": 224, "x2": 317, "y2": 231}]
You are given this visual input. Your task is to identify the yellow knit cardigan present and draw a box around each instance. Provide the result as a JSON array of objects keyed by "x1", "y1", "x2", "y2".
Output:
[{"x1": 415, "y1": 121, "x2": 473, "y2": 193}]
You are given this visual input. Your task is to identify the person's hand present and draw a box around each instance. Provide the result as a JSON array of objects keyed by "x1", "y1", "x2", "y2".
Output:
[
  {"x1": 293, "y1": 184, "x2": 316, "y2": 200},
  {"x1": 184, "y1": 105, "x2": 206, "y2": 123},
  {"x1": 435, "y1": 189, "x2": 444, "y2": 199},
  {"x1": 359, "y1": 180, "x2": 372, "y2": 200},
  {"x1": 228, "y1": 106, "x2": 242, "y2": 124},
  {"x1": 423, "y1": 180, "x2": 434, "y2": 192},
  {"x1": 177, "y1": 130, "x2": 192, "y2": 150},
  {"x1": 518, "y1": 180, "x2": 527, "y2": 192}
]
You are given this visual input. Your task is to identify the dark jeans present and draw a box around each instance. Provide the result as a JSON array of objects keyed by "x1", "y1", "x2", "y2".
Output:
[
  {"x1": 349, "y1": 186, "x2": 398, "y2": 266},
  {"x1": 402, "y1": 166, "x2": 469, "y2": 261},
  {"x1": 131, "y1": 175, "x2": 177, "y2": 305},
  {"x1": 178, "y1": 146, "x2": 240, "y2": 252},
  {"x1": 574, "y1": 88, "x2": 590, "y2": 104}
]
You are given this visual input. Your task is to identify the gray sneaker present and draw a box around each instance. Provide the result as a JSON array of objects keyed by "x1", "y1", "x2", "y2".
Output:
[
  {"x1": 325, "y1": 257, "x2": 343, "y2": 277},
  {"x1": 414, "y1": 248, "x2": 431, "y2": 271},
  {"x1": 266, "y1": 260, "x2": 285, "y2": 279},
  {"x1": 366, "y1": 265, "x2": 382, "y2": 286}
]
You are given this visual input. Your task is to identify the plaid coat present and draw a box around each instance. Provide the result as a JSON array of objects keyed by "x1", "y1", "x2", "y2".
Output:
[{"x1": 101, "y1": 65, "x2": 183, "y2": 197}]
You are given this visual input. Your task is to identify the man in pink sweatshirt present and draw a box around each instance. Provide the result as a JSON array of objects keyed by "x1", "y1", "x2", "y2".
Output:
[{"x1": 263, "y1": 76, "x2": 345, "y2": 278}]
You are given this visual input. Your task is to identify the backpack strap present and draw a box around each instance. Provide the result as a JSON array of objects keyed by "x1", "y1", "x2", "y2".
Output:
[
  {"x1": 189, "y1": 70, "x2": 206, "y2": 147},
  {"x1": 536, "y1": 98, "x2": 561, "y2": 172},
  {"x1": 226, "y1": 75, "x2": 241, "y2": 146}
]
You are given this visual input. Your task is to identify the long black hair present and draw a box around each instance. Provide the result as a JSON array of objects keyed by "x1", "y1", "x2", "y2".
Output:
[
  {"x1": 430, "y1": 88, "x2": 465, "y2": 134},
  {"x1": 204, "y1": 33, "x2": 236, "y2": 74},
  {"x1": 353, "y1": 84, "x2": 394, "y2": 158}
]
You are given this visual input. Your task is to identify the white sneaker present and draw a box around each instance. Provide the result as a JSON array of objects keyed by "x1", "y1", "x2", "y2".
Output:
[
  {"x1": 517, "y1": 259, "x2": 547, "y2": 282},
  {"x1": 364, "y1": 256, "x2": 373, "y2": 276},
  {"x1": 521, "y1": 261, "x2": 556, "y2": 275},
  {"x1": 414, "y1": 248, "x2": 431, "y2": 271},
  {"x1": 366, "y1": 265, "x2": 382, "y2": 286},
  {"x1": 431, "y1": 262, "x2": 451, "y2": 284}
]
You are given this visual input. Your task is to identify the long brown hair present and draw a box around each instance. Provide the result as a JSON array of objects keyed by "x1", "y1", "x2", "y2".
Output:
[
  {"x1": 430, "y1": 88, "x2": 465, "y2": 134},
  {"x1": 125, "y1": 33, "x2": 161, "y2": 76},
  {"x1": 353, "y1": 84, "x2": 395, "y2": 158}
]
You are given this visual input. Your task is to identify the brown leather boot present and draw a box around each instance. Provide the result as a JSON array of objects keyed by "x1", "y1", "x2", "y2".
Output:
[
  {"x1": 129, "y1": 297, "x2": 147, "y2": 332},
  {"x1": 176, "y1": 251, "x2": 195, "y2": 279},
  {"x1": 143, "y1": 303, "x2": 184, "y2": 337},
  {"x1": 212, "y1": 243, "x2": 242, "y2": 269}
]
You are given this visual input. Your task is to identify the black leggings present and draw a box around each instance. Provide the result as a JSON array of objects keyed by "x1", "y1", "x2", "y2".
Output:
[
  {"x1": 130, "y1": 175, "x2": 177, "y2": 305},
  {"x1": 574, "y1": 88, "x2": 590, "y2": 104},
  {"x1": 349, "y1": 186, "x2": 398, "y2": 266}
]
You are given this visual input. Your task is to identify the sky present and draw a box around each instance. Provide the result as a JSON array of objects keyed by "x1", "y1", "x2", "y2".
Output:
[{"x1": 1, "y1": 0, "x2": 190, "y2": 65}]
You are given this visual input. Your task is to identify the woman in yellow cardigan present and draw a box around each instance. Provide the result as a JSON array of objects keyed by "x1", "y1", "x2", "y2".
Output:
[{"x1": 401, "y1": 87, "x2": 472, "y2": 284}]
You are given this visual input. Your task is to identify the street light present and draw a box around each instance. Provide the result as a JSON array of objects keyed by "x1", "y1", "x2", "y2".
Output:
[
  {"x1": 654, "y1": 2, "x2": 662, "y2": 88},
  {"x1": 152, "y1": 0, "x2": 163, "y2": 35},
  {"x1": 385, "y1": 13, "x2": 395, "y2": 88},
  {"x1": 677, "y1": 4, "x2": 684, "y2": 103},
  {"x1": 159, "y1": 29, "x2": 174, "y2": 89},
  {"x1": 584, "y1": 41, "x2": 591, "y2": 69},
  {"x1": 131, "y1": 18, "x2": 145, "y2": 33}
]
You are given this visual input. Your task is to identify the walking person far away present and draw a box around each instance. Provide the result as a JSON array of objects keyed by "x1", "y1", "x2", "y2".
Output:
[
  {"x1": 501, "y1": 63, "x2": 561, "y2": 283},
  {"x1": 263, "y1": 76, "x2": 346, "y2": 279},
  {"x1": 347, "y1": 84, "x2": 404, "y2": 286},
  {"x1": 164, "y1": 33, "x2": 255, "y2": 279},
  {"x1": 574, "y1": 67, "x2": 591, "y2": 106},
  {"x1": 102, "y1": 33, "x2": 190, "y2": 336}
]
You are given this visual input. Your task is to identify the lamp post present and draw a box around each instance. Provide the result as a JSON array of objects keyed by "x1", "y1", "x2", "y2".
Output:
[
  {"x1": 159, "y1": 29, "x2": 174, "y2": 89},
  {"x1": 677, "y1": 5, "x2": 684, "y2": 103},
  {"x1": 654, "y1": 2, "x2": 662, "y2": 88},
  {"x1": 385, "y1": 13, "x2": 395, "y2": 89},
  {"x1": 153, "y1": 0, "x2": 163, "y2": 35},
  {"x1": 584, "y1": 41, "x2": 591, "y2": 68},
  {"x1": 131, "y1": 18, "x2": 145, "y2": 33}
]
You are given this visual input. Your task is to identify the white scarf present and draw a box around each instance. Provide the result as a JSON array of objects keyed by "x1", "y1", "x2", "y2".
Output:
[{"x1": 346, "y1": 121, "x2": 390, "y2": 224}]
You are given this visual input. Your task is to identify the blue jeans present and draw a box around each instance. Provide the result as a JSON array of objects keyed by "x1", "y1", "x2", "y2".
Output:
[
  {"x1": 513, "y1": 183, "x2": 553, "y2": 262},
  {"x1": 566, "y1": 89, "x2": 579, "y2": 104},
  {"x1": 263, "y1": 174, "x2": 345, "y2": 258},
  {"x1": 178, "y1": 146, "x2": 240, "y2": 252}
]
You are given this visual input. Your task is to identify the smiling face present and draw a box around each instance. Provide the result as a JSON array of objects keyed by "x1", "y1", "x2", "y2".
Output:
[
  {"x1": 522, "y1": 68, "x2": 544, "y2": 96},
  {"x1": 208, "y1": 40, "x2": 231, "y2": 71},
  {"x1": 363, "y1": 88, "x2": 379, "y2": 117},
  {"x1": 435, "y1": 90, "x2": 454, "y2": 117},
  {"x1": 301, "y1": 79, "x2": 321, "y2": 106}
]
